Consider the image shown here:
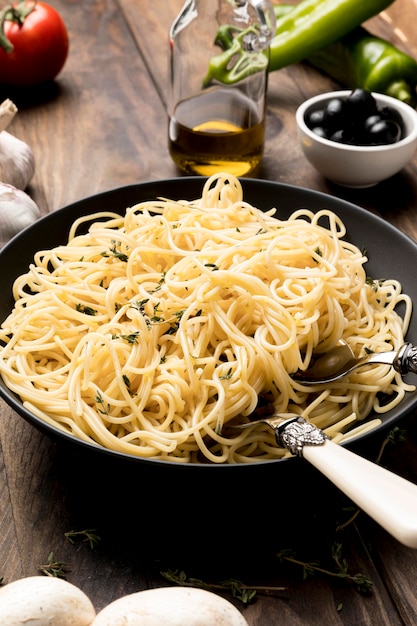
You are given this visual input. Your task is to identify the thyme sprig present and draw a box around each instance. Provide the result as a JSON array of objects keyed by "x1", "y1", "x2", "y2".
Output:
[
  {"x1": 101, "y1": 240, "x2": 129, "y2": 262},
  {"x1": 75, "y1": 303, "x2": 97, "y2": 316},
  {"x1": 161, "y1": 569, "x2": 285, "y2": 605},
  {"x1": 276, "y1": 544, "x2": 373, "y2": 594},
  {"x1": 375, "y1": 426, "x2": 406, "y2": 464},
  {"x1": 95, "y1": 390, "x2": 110, "y2": 415},
  {"x1": 38, "y1": 552, "x2": 70, "y2": 578},
  {"x1": 365, "y1": 276, "x2": 385, "y2": 291},
  {"x1": 64, "y1": 529, "x2": 101, "y2": 550},
  {"x1": 131, "y1": 298, "x2": 189, "y2": 334},
  {"x1": 112, "y1": 331, "x2": 140, "y2": 344}
]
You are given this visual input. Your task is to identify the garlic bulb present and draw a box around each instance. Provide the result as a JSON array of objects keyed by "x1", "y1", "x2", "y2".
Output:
[
  {"x1": 0, "y1": 182, "x2": 41, "y2": 246},
  {"x1": 0, "y1": 130, "x2": 35, "y2": 189}
]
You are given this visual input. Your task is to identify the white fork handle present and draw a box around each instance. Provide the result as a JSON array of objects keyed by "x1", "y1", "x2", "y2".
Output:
[{"x1": 303, "y1": 439, "x2": 417, "y2": 548}]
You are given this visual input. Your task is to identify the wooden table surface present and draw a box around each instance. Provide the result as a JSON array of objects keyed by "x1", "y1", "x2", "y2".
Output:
[{"x1": 2, "y1": 0, "x2": 417, "y2": 623}]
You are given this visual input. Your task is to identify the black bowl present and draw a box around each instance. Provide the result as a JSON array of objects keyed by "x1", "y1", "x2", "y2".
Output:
[{"x1": 1, "y1": 177, "x2": 417, "y2": 480}]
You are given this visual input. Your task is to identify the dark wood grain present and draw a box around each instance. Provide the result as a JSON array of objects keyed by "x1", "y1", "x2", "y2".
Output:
[{"x1": 1, "y1": 1, "x2": 417, "y2": 624}]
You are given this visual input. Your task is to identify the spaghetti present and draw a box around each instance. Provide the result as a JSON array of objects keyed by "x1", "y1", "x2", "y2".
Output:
[{"x1": 0, "y1": 174, "x2": 414, "y2": 463}]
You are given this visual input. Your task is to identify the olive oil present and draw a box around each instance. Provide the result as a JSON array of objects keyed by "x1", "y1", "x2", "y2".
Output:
[{"x1": 168, "y1": 89, "x2": 265, "y2": 177}]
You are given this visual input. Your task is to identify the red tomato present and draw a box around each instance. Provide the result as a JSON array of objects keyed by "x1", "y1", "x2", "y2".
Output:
[{"x1": 0, "y1": 1, "x2": 69, "y2": 86}]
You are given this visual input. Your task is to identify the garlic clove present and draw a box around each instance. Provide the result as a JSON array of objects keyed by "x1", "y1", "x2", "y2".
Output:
[
  {"x1": 0, "y1": 99, "x2": 17, "y2": 132},
  {"x1": 0, "y1": 182, "x2": 41, "y2": 246},
  {"x1": 0, "y1": 130, "x2": 35, "y2": 190}
]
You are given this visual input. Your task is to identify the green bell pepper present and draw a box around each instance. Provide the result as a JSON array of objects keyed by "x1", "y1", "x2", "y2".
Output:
[
  {"x1": 307, "y1": 27, "x2": 417, "y2": 107},
  {"x1": 204, "y1": 0, "x2": 396, "y2": 86},
  {"x1": 271, "y1": 4, "x2": 417, "y2": 107}
]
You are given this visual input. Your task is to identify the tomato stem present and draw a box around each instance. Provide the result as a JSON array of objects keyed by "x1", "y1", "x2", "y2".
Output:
[{"x1": 0, "y1": 0, "x2": 37, "y2": 53}]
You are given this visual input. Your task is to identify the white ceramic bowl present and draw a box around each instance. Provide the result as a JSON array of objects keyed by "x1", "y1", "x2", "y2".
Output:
[{"x1": 296, "y1": 90, "x2": 417, "y2": 188}]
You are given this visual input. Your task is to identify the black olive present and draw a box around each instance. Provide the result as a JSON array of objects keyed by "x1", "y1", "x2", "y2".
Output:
[
  {"x1": 322, "y1": 98, "x2": 346, "y2": 133},
  {"x1": 379, "y1": 105, "x2": 405, "y2": 138},
  {"x1": 363, "y1": 114, "x2": 382, "y2": 133},
  {"x1": 329, "y1": 128, "x2": 354, "y2": 144},
  {"x1": 367, "y1": 119, "x2": 402, "y2": 145},
  {"x1": 350, "y1": 114, "x2": 384, "y2": 144},
  {"x1": 311, "y1": 126, "x2": 328, "y2": 138},
  {"x1": 345, "y1": 88, "x2": 378, "y2": 122},
  {"x1": 305, "y1": 108, "x2": 325, "y2": 129}
]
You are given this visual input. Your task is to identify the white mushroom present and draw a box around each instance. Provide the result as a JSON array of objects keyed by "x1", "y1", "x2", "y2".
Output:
[
  {"x1": 91, "y1": 586, "x2": 250, "y2": 626},
  {"x1": 0, "y1": 576, "x2": 96, "y2": 626}
]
